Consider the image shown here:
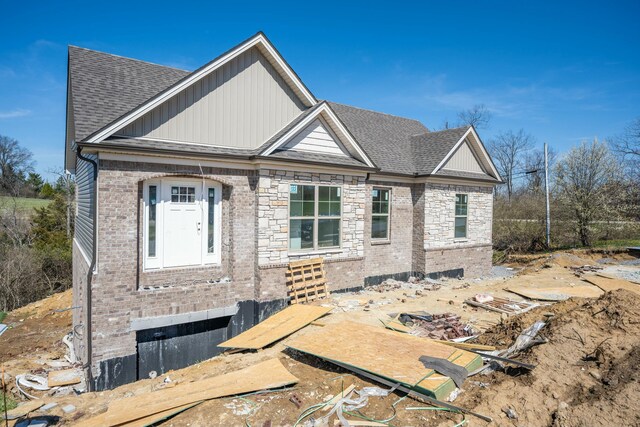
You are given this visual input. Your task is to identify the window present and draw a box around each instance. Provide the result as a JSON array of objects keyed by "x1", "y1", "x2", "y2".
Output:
[
  {"x1": 171, "y1": 186, "x2": 196, "y2": 203},
  {"x1": 371, "y1": 188, "x2": 390, "y2": 240},
  {"x1": 289, "y1": 184, "x2": 341, "y2": 250},
  {"x1": 148, "y1": 185, "x2": 157, "y2": 257},
  {"x1": 144, "y1": 179, "x2": 221, "y2": 270},
  {"x1": 455, "y1": 193, "x2": 468, "y2": 238}
]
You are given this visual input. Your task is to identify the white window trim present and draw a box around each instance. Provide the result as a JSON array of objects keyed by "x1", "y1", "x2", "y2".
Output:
[
  {"x1": 454, "y1": 193, "x2": 468, "y2": 239},
  {"x1": 143, "y1": 178, "x2": 222, "y2": 271},
  {"x1": 371, "y1": 187, "x2": 392, "y2": 241},
  {"x1": 288, "y1": 183, "x2": 343, "y2": 252}
]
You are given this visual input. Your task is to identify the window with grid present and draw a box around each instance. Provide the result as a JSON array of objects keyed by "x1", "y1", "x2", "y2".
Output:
[
  {"x1": 289, "y1": 184, "x2": 341, "y2": 250},
  {"x1": 455, "y1": 193, "x2": 468, "y2": 238},
  {"x1": 371, "y1": 188, "x2": 390, "y2": 240}
]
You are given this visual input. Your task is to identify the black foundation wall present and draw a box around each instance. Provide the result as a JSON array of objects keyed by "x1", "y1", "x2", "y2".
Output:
[
  {"x1": 91, "y1": 298, "x2": 286, "y2": 391},
  {"x1": 364, "y1": 271, "x2": 424, "y2": 286}
]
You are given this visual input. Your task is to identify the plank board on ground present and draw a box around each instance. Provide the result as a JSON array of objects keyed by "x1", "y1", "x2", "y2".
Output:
[
  {"x1": 583, "y1": 276, "x2": 640, "y2": 295},
  {"x1": 285, "y1": 321, "x2": 482, "y2": 400},
  {"x1": 75, "y1": 358, "x2": 298, "y2": 427},
  {"x1": 506, "y1": 285, "x2": 603, "y2": 301},
  {"x1": 218, "y1": 304, "x2": 332, "y2": 349},
  {"x1": 48, "y1": 368, "x2": 82, "y2": 387},
  {"x1": 465, "y1": 296, "x2": 538, "y2": 314}
]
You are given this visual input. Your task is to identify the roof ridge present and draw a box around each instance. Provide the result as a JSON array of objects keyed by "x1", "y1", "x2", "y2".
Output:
[
  {"x1": 328, "y1": 101, "x2": 425, "y2": 124},
  {"x1": 68, "y1": 45, "x2": 190, "y2": 73}
]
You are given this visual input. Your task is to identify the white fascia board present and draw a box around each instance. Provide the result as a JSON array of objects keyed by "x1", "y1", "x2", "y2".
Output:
[
  {"x1": 87, "y1": 34, "x2": 317, "y2": 144},
  {"x1": 430, "y1": 126, "x2": 501, "y2": 180},
  {"x1": 259, "y1": 104, "x2": 376, "y2": 168},
  {"x1": 424, "y1": 176, "x2": 497, "y2": 188},
  {"x1": 467, "y1": 126, "x2": 501, "y2": 180},
  {"x1": 430, "y1": 127, "x2": 473, "y2": 175}
]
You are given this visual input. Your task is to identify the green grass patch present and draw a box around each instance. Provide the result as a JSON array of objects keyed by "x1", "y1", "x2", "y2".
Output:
[
  {"x1": 0, "y1": 196, "x2": 51, "y2": 211},
  {"x1": 0, "y1": 311, "x2": 6, "y2": 323},
  {"x1": 592, "y1": 239, "x2": 640, "y2": 248},
  {"x1": 0, "y1": 391, "x2": 18, "y2": 412}
]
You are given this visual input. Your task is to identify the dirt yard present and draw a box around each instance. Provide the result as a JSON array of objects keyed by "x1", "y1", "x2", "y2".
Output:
[{"x1": 1, "y1": 249, "x2": 639, "y2": 427}]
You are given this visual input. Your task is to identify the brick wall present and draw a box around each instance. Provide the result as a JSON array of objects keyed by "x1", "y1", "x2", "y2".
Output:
[
  {"x1": 88, "y1": 160, "x2": 257, "y2": 372},
  {"x1": 424, "y1": 244, "x2": 493, "y2": 278},
  {"x1": 363, "y1": 182, "x2": 415, "y2": 278},
  {"x1": 71, "y1": 241, "x2": 90, "y2": 364}
]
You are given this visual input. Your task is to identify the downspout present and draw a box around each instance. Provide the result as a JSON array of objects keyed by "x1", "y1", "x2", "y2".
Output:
[{"x1": 76, "y1": 146, "x2": 98, "y2": 391}]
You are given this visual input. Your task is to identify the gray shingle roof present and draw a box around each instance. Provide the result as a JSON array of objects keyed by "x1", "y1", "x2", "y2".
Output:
[
  {"x1": 68, "y1": 47, "x2": 497, "y2": 181},
  {"x1": 328, "y1": 102, "x2": 428, "y2": 175},
  {"x1": 68, "y1": 46, "x2": 189, "y2": 141},
  {"x1": 410, "y1": 126, "x2": 470, "y2": 175}
]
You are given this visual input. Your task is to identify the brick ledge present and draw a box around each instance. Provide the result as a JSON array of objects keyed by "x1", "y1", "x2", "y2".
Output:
[{"x1": 259, "y1": 256, "x2": 364, "y2": 270}]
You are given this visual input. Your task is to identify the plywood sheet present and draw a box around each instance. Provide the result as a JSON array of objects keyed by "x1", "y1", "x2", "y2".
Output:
[
  {"x1": 75, "y1": 358, "x2": 298, "y2": 427},
  {"x1": 286, "y1": 321, "x2": 482, "y2": 400},
  {"x1": 48, "y1": 369, "x2": 81, "y2": 387},
  {"x1": 507, "y1": 285, "x2": 603, "y2": 301},
  {"x1": 219, "y1": 304, "x2": 332, "y2": 349},
  {"x1": 583, "y1": 276, "x2": 640, "y2": 295}
]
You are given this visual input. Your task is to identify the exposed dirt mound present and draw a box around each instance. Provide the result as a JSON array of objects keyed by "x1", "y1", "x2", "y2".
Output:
[
  {"x1": 0, "y1": 289, "x2": 71, "y2": 366},
  {"x1": 458, "y1": 289, "x2": 640, "y2": 426}
]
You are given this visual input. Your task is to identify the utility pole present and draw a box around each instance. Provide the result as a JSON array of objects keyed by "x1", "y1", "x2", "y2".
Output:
[{"x1": 544, "y1": 143, "x2": 551, "y2": 248}]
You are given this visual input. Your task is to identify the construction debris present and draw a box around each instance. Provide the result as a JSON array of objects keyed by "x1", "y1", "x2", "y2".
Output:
[
  {"x1": 569, "y1": 265, "x2": 603, "y2": 274},
  {"x1": 583, "y1": 275, "x2": 640, "y2": 295},
  {"x1": 286, "y1": 320, "x2": 482, "y2": 400},
  {"x1": 465, "y1": 295, "x2": 539, "y2": 315},
  {"x1": 287, "y1": 257, "x2": 328, "y2": 304},
  {"x1": 368, "y1": 278, "x2": 441, "y2": 293},
  {"x1": 506, "y1": 284, "x2": 603, "y2": 301},
  {"x1": 75, "y1": 358, "x2": 298, "y2": 427},
  {"x1": 47, "y1": 369, "x2": 81, "y2": 387},
  {"x1": 403, "y1": 312, "x2": 475, "y2": 340},
  {"x1": 218, "y1": 304, "x2": 332, "y2": 350}
]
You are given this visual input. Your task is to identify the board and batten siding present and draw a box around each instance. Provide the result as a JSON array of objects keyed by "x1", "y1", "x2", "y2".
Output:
[
  {"x1": 115, "y1": 47, "x2": 306, "y2": 149},
  {"x1": 75, "y1": 153, "x2": 96, "y2": 259},
  {"x1": 442, "y1": 141, "x2": 485, "y2": 173},
  {"x1": 282, "y1": 119, "x2": 348, "y2": 157}
]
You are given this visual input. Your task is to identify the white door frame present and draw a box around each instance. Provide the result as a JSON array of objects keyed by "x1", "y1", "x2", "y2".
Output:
[{"x1": 143, "y1": 177, "x2": 222, "y2": 270}]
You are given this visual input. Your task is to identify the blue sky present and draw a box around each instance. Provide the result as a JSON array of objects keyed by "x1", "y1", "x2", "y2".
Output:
[{"x1": 1, "y1": 0, "x2": 639, "y2": 180}]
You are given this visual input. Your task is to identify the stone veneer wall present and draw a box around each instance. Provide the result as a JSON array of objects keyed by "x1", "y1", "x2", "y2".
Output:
[
  {"x1": 88, "y1": 160, "x2": 258, "y2": 382},
  {"x1": 257, "y1": 169, "x2": 366, "y2": 264},
  {"x1": 423, "y1": 183, "x2": 493, "y2": 248},
  {"x1": 422, "y1": 182, "x2": 493, "y2": 277},
  {"x1": 71, "y1": 241, "x2": 90, "y2": 365}
]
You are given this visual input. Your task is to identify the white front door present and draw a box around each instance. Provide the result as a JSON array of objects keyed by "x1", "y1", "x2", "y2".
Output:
[{"x1": 162, "y1": 183, "x2": 203, "y2": 268}]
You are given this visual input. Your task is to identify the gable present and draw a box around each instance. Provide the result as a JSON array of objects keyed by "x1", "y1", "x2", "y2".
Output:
[
  {"x1": 114, "y1": 47, "x2": 305, "y2": 149},
  {"x1": 441, "y1": 140, "x2": 486, "y2": 173},
  {"x1": 281, "y1": 118, "x2": 348, "y2": 157}
]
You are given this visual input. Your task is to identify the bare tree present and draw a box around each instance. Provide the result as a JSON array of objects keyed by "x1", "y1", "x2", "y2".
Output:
[
  {"x1": 523, "y1": 146, "x2": 557, "y2": 193},
  {"x1": 489, "y1": 129, "x2": 534, "y2": 200},
  {"x1": 611, "y1": 117, "x2": 640, "y2": 178},
  {"x1": 554, "y1": 139, "x2": 621, "y2": 247},
  {"x1": 457, "y1": 104, "x2": 492, "y2": 130},
  {"x1": 0, "y1": 135, "x2": 34, "y2": 196}
]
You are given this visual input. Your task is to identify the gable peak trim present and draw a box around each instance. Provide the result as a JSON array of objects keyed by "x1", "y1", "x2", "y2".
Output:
[
  {"x1": 431, "y1": 126, "x2": 501, "y2": 179},
  {"x1": 84, "y1": 32, "x2": 317, "y2": 143}
]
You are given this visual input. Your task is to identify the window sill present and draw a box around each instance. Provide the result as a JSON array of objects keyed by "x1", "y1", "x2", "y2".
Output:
[
  {"x1": 288, "y1": 248, "x2": 344, "y2": 257},
  {"x1": 453, "y1": 238, "x2": 469, "y2": 243},
  {"x1": 371, "y1": 240, "x2": 391, "y2": 245}
]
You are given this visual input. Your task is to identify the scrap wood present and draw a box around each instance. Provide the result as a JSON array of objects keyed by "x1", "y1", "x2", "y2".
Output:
[
  {"x1": 218, "y1": 304, "x2": 332, "y2": 350},
  {"x1": 432, "y1": 340, "x2": 496, "y2": 352},
  {"x1": 75, "y1": 358, "x2": 298, "y2": 427},
  {"x1": 120, "y1": 402, "x2": 201, "y2": 427},
  {"x1": 465, "y1": 296, "x2": 538, "y2": 315},
  {"x1": 330, "y1": 360, "x2": 492, "y2": 423},
  {"x1": 583, "y1": 276, "x2": 640, "y2": 295},
  {"x1": 286, "y1": 321, "x2": 482, "y2": 400},
  {"x1": 471, "y1": 351, "x2": 536, "y2": 370},
  {"x1": 3, "y1": 400, "x2": 44, "y2": 420},
  {"x1": 322, "y1": 384, "x2": 356, "y2": 411},
  {"x1": 506, "y1": 285, "x2": 603, "y2": 301},
  {"x1": 47, "y1": 369, "x2": 81, "y2": 387}
]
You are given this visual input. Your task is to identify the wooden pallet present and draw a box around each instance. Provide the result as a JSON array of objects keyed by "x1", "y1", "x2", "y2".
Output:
[{"x1": 286, "y1": 257, "x2": 328, "y2": 304}]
